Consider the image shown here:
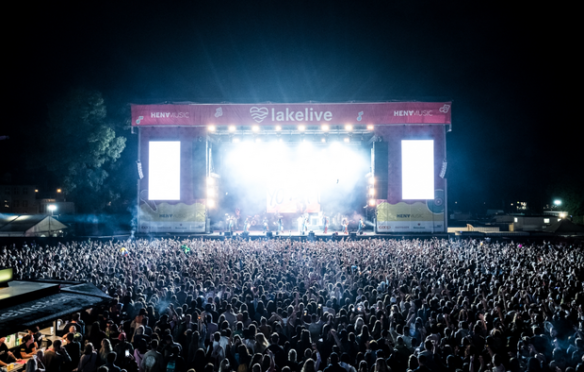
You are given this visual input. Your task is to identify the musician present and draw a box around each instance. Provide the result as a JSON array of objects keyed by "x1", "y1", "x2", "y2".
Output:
[
  {"x1": 342, "y1": 218, "x2": 348, "y2": 234},
  {"x1": 357, "y1": 218, "x2": 364, "y2": 234},
  {"x1": 243, "y1": 218, "x2": 249, "y2": 233},
  {"x1": 263, "y1": 217, "x2": 269, "y2": 233},
  {"x1": 322, "y1": 215, "x2": 328, "y2": 234},
  {"x1": 301, "y1": 216, "x2": 307, "y2": 234},
  {"x1": 228, "y1": 216, "x2": 234, "y2": 233},
  {"x1": 277, "y1": 217, "x2": 283, "y2": 233}
]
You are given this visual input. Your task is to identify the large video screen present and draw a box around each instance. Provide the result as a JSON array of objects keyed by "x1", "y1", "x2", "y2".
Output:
[
  {"x1": 148, "y1": 141, "x2": 181, "y2": 200},
  {"x1": 402, "y1": 140, "x2": 434, "y2": 200}
]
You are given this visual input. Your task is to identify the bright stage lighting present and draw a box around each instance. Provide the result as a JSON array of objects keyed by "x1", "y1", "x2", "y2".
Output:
[
  {"x1": 344, "y1": 138, "x2": 350, "y2": 143},
  {"x1": 367, "y1": 125, "x2": 374, "y2": 130},
  {"x1": 228, "y1": 125, "x2": 236, "y2": 132},
  {"x1": 298, "y1": 125, "x2": 306, "y2": 131},
  {"x1": 345, "y1": 124, "x2": 353, "y2": 131},
  {"x1": 252, "y1": 125, "x2": 260, "y2": 132},
  {"x1": 369, "y1": 199, "x2": 376, "y2": 206},
  {"x1": 402, "y1": 140, "x2": 434, "y2": 199},
  {"x1": 369, "y1": 177, "x2": 374, "y2": 184},
  {"x1": 48, "y1": 204, "x2": 57, "y2": 212},
  {"x1": 369, "y1": 189, "x2": 375, "y2": 196},
  {"x1": 321, "y1": 124, "x2": 329, "y2": 131},
  {"x1": 207, "y1": 177, "x2": 214, "y2": 186},
  {"x1": 208, "y1": 125, "x2": 216, "y2": 132},
  {"x1": 207, "y1": 188, "x2": 215, "y2": 197},
  {"x1": 207, "y1": 199, "x2": 215, "y2": 208},
  {"x1": 321, "y1": 138, "x2": 326, "y2": 143},
  {"x1": 275, "y1": 125, "x2": 282, "y2": 131},
  {"x1": 148, "y1": 141, "x2": 181, "y2": 200}
]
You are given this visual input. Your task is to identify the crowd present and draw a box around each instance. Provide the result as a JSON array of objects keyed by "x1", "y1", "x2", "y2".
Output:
[{"x1": 1, "y1": 237, "x2": 584, "y2": 372}]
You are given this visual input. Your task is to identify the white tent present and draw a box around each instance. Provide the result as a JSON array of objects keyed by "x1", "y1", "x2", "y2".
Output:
[{"x1": 0, "y1": 214, "x2": 68, "y2": 237}]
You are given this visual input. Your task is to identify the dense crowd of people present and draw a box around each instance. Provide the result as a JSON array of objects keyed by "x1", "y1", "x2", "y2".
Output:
[{"x1": 1, "y1": 237, "x2": 584, "y2": 372}]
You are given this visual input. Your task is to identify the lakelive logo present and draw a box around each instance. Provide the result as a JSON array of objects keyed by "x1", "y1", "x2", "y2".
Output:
[{"x1": 250, "y1": 107, "x2": 333, "y2": 123}]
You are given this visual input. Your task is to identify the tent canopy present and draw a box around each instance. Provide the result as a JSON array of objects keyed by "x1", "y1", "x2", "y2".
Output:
[{"x1": 0, "y1": 214, "x2": 67, "y2": 236}]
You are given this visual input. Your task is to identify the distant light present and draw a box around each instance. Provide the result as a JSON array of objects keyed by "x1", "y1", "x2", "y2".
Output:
[
  {"x1": 559, "y1": 212, "x2": 567, "y2": 218},
  {"x1": 298, "y1": 125, "x2": 306, "y2": 131},
  {"x1": 228, "y1": 125, "x2": 236, "y2": 132},
  {"x1": 207, "y1": 199, "x2": 215, "y2": 208},
  {"x1": 56, "y1": 189, "x2": 62, "y2": 193},
  {"x1": 344, "y1": 138, "x2": 350, "y2": 143},
  {"x1": 368, "y1": 199, "x2": 376, "y2": 206},
  {"x1": 554, "y1": 200, "x2": 562, "y2": 206},
  {"x1": 367, "y1": 125, "x2": 374, "y2": 130},
  {"x1": 35, "y1": 189, "x2": 38, "y2": 193},
  {"x1": 345, "y1": 124, "x2": 353, "y2": 131},
  {"x1": 321, "y1": 124, "x2": 330, "y2": 131},
  {"x1": 207, "y1": 188, "x2": 215, "y2": 197},
  {"x1": 208, "y1": 125, "x2": 216, "y2": 132},
  {"x1": 275, "y1": 125, "x2": 282, "y2": 131},
  {"x1": 252, "y1": 125, "x2": 260, "y2": 132},
  {"x1": 48, "y1": 205, "x2": 57, "y2": 212}
]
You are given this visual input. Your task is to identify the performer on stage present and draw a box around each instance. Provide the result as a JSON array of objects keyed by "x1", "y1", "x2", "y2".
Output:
[
  {"x1": 357, "y1": 218, "x2": 364, "y2": 234},
  {"x1": 262, "y1": 217, "x2": 269, "y2": 233},
  {"x1": 277, "y1": 217, "x2": 283, "y2": 233},
  {"x1": 322, "y1": 215, "x2": 328, "y2": 234},
  {"x1": 342, "y1": 218, "x2": 348, "y2": 234},
  {"x1": 228, "y1": 215, "x2": 234, "y2": 233},
  {"x1": 301, "y1": 215, "x2": 307, "y2": 234},
  {"x1": 243, "y1": 217, "x2": 249, "y2": 233}
]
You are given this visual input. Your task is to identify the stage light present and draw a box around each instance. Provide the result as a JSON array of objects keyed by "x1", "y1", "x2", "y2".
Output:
[
  {"x1": 345, "y1": 124, "x2": 353, "y2": 131},
  {"x1": 298, "y1": 125, "x2": 306, "y2": 131},
  {"x1": 368, "y1": 199, "x2": 376, "y2": 206},
  {"x1": 369, "y1": 189, "x2": 375, "y2": 196},
  {"x1": 321, "y1": 124, "x2": 329, "y2": 131},
  {"x1": 228, "y1": 125, "x2": 236, "y2": 132},
  {"x1": 275, "y1": 125, "x2": 282, "y2": 131},
  {"x1": 321, "y1": 138, "x2": 326, "y2": 143},
  {"x1": 207, "y1": 199, "x2": 215, "y2": 208},
  {"x1": 207, "y1": 188, "x2": 215, "y2": 197},
  {"x1": 207, "y1": 177, "x2": 214, "y2": 186},
  {"x1": 57, "y1": 188, "x2": 62, "y2": 193},
  {"x1": 48, "y1": 204, "x2": 57, "y2": 212},
  {"x1": 369, "y1": 177, "x2": 375, "y2": 184},
  {"x1": 35, "y1": 189, "x2": 38, "y2": 193},
  {"x1": 367, "y1": 125, "x2": 374, "y2": 130},
  {"x1": 208, "y1": 125, "x2": 216, "y2": 132},
  {"x1": 554, "y1": 200, "x2": 562, "y2": 206},
  {"x1": 344, "y1": 138, "x2": 350, "y2": 143},
  {"x1": 252, "y1": 125, "x2": 260, "y2": 132}
]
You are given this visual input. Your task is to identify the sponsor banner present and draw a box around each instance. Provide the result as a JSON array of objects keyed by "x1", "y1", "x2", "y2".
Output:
[
  {"x1": 376, "y1": 200, "x2": 445, "y2": 232},
  {"x1": 138, "y1": 201, "x2": 206, "y2": 233},
  {"x1": 131, "y1": 102, "x2": 451, "y2": 126}
]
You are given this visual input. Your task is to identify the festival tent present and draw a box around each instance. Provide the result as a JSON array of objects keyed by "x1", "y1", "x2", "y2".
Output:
[
  {"x1": 543, "y1": 219, "x2": 584, "y2": 235},
  {"x1": 0, "y1": 214, "x2": 67, "y2": 237}
]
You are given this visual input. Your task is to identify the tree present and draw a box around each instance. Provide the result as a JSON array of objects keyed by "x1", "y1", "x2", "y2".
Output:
[{"x1": 30, "y1": 88, "x2": 127, "y2": 212}]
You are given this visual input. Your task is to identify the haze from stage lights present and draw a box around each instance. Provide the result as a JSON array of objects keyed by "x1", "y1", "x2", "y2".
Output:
[
  {"x1": 148, "y1": 141, "x2": 181, "y2": 200},
  {"x1": 402, "y1": 140, "x2": 434, "y2": 200}
]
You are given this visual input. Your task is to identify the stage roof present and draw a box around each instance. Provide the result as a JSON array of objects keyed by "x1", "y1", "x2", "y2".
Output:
[{"x1": 131, "y1": 102, "x2": 452, "y2": 129}]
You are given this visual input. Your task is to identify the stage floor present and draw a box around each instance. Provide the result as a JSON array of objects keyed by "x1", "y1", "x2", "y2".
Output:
[{"x1": 176, "y1": 230, "x2": 450, "y2": 240}]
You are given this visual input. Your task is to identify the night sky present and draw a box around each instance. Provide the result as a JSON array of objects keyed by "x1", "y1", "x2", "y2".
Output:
[{"x1": 5, "y1": 0, "x2": 576, "y2": 214}]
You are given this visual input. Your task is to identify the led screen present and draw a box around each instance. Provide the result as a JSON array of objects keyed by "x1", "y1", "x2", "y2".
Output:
[
  {"x1": 148, "y1": 141, "x2": 181, "y2": 200},
  {"x1": 402, "y1": 140, "x2": 434, "y2": 199}
]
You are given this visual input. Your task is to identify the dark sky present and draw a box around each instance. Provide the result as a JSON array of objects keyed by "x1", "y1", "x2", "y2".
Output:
[{"x1": 6, "y1": 0, "x2": 576, "y2": 213}]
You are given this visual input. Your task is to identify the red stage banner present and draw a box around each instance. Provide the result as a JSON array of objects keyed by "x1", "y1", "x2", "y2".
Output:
[{"x1": 131, "y1": 102, "x2": 451, "y2": 126}]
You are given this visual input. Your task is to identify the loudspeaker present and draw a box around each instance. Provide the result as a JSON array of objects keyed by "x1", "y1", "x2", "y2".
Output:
[
  {"x1": 373, "y1": 141, "x2": 388, "y2": 199},
  {"x1": 307, "y1": 231, "x2": 316, "y2": 242},
  {"x1": 266, "y1": 232, "x2": 273, "y2": 238}
]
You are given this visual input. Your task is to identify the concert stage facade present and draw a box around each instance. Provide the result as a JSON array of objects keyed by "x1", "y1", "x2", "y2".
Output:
[{"x1": 131, "y1": 102, "x2": 451, "y2": 234}]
